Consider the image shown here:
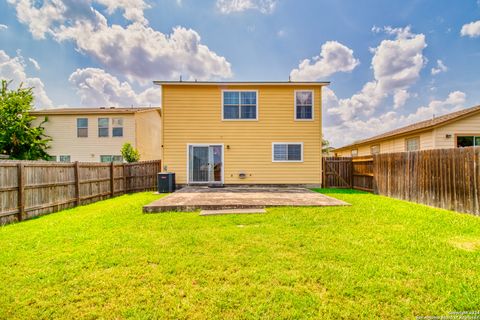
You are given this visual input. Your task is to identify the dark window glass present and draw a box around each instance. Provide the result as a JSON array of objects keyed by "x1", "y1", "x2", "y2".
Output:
[
  {"x1": 457, "y1": 136, "x2": 474, "y2": 148},
  {"x1": 287, "y1": 144, "x2": 302, "y2": 161},
  {"x1": 273, "y1": 144, "x2": 302, "y2": 161},
  {"x1": 241, "y1": 106, "x2": 256, "y2": 119},
  {"x1": 296, "y1": 105, "x2": 312, "y2": 119},
  {"x1": 223, "y1": 91, "x2": 257, "y2": 120},
  {"x1": 112, "y1": 127, "x2": 123, "y2": 137}
]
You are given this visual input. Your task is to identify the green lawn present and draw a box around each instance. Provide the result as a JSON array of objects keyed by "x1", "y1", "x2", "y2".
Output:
[{"x1": 1, "y1": 190, "x2": 480, "y2": 319}]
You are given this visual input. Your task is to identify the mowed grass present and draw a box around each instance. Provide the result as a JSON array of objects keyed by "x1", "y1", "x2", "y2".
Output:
[{"x1": 1, "y1": 190, "x2": 480, "y2": 319}]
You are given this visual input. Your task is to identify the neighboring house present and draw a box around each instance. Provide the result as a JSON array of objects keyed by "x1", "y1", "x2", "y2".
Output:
[
  {"x1": 155, "y1": 81, "x2": 328, "y2": 186},
  {"x1": 334, "y1": 104, "x2": 480, "y2": 157},
  {"x1": 31, "y1": 107, "x2": 161, "y2": 162}
]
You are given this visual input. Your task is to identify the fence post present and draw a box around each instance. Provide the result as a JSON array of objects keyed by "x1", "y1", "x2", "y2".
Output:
[
  {"x1": 74, "y1": 161, "x2": 80, "y2": 206},
  {"x1": 122, "y1": 163, "x2": 127, "y2": 194},
  {"x1": 110, "y1": 162, "x2": 115, "y2": 197},
  {"x1": 17, "y1": 163, "x2": 25, "y2": 221},
  {"x1": 350, "y1": 157, "x2": 353, "y2": 189},
  {"x1": 322, "y1": 157, "x2": 326, "y2": 188}
]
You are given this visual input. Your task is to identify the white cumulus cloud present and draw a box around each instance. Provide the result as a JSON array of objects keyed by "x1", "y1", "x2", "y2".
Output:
[
  {"x1": 7, "y1": 0, "x2": 233, "y2": 83},
  {"x1": 461, "y1": 20, "x2": 480, "y2": 37},
  {"x1": 290, "y1": 41, "x2": 359, "y2": 81},
  {"x1": 328, "y1": 26, "x2": 427, "y2": 121},
  {"x1": 216, "y1": 0, "x2": 277, "y2": 14},
  {"x1": 393, "y1": 89, "x2": 410, "y2": 109},
  {"x1": 0, "y1": 24, "x2": 8, "y2": 30},
  {"x1": 0, "y1": 50, "x2": 52, "y2": 108},
  {"x1": 68, "y1": 68, "x2": 160, "y2": 107},
  {"x1": 324, "y1": 90, "x2": 466, "y2": 148},
  {"x1": 431, "y1": 59, "x2": 447, "y2": 75}
]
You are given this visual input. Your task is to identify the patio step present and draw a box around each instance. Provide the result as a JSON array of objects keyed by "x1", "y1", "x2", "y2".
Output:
[{"x1": 199, "y1": 208, "x2": 266, "y2": 216}]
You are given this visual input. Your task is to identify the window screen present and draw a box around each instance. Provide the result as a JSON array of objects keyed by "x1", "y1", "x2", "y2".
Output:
[
  {"x1": 223, "y1": 91, "x2": 257, "y2": 120},
  {"x1": 295, "y1": 91, "x2": 313, "y2": 120},
  {"x1": 112, "y1": 118, "x2": 123, "y2": 137},
  {"x1": 98, "y1": 118, "x2": 109, "y2": 137},
  {"x1": 77, "y1": 118, "x2": 88, "y2": 137},
  {"x1": 273, "y1": 143, "x2": 303, "y2": 161}
]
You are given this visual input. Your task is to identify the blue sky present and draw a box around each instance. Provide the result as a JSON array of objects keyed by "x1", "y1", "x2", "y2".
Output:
[{"x1": 1, "y1": 0, "x2": 480, "y2": 146}]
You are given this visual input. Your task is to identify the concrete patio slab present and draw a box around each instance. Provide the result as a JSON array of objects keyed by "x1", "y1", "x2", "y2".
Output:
[
  {"x1": 143, "y1": 186, "x2": 349, "y2": 213},
  {"x1": 200, "y1": 208, "x2": 267, "y2": 216}
]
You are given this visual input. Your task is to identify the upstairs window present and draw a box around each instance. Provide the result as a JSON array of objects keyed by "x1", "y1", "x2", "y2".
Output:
[
  {"x1": 351, "y1": 149, "x2": 358, "y2": 157},
  {"x1": 112, "y1": 118, "x2": 123, "y2": 137},
  {"x1": 295, "y1": 90, "x2": 313, "y2": 120},
  {"x1": 77, "y1": 118, "x2": 88, "y2": 137},
  {"x1": 406, "y1": 137, "x2": 420, "y2": 151},
  {"x1": 223, "y1": 91, "x2": 257, "y2": 120},
  {"x1": 272, "y1": 143, "x2": 303, "y2": 162},
  {"x1": 98, "y1": 118, "x2": 109, "y2": 137},
  {"x1": 457, "y1": 136, "x2": 480, "y2": 147}
]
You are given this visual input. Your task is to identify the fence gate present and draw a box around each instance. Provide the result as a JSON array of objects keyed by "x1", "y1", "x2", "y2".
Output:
[{"x1": 322, "y1": 157, "x2": 352, "y2": 188}]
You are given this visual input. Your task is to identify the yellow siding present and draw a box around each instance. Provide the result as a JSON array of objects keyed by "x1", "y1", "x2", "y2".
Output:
[
  {"x1": 433, "y1": 112, "x2": 480, "y2": 148},
  {"x1": 335, "y1": 130, "x2": 434, "y2": 156},
  {"x1": 162, "y1": 85, "x2": 323, "y2": 185},
  {"x1": 135, "y1": 110, "x2": 162, "y2": 160},
  {"x1": 32, "y1": 112, "x2": 161, "y2": 162}
]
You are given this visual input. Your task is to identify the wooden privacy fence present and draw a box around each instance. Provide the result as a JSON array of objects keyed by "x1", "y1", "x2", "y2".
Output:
[
  {"x1": 0, "y1": 160, "x2": 161, "y2": 225},
  {"x1": 323, "y1": 147, "x2": 480, "y2": 216},
  {"x1": 322, "y1": 156, "x2": 374, "y2": 192},
  {"x1": 322, "y1": 157, "x2": 352, "y2": 188},
  {"x1": 374, "y1": 147, "x2": 480, "y2": 216}
]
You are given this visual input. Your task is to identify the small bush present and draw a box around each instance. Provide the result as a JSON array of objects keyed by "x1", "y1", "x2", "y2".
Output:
[{"x1": 120, "y1": 142, "x2": 140, "y2": 162}]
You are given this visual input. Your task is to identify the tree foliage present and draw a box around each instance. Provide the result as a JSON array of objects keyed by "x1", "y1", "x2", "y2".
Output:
[
  {"x1": 121, "y1": 142, "x2": 140, "y2": 163},
  {"x1": 322, "y1": 135, "x2": 332, "y2": 155},
  {"x1": 0, "y1": 80, "x2": 51, "y2": 160}
]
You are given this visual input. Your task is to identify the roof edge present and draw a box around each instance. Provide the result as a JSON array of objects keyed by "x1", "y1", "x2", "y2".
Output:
[
  {"x1": 334, "y1": 104, "x2": 480, "y2": 151},
  {"x1": 153, "y1": 80, "x2": 330, "y2": 86}
]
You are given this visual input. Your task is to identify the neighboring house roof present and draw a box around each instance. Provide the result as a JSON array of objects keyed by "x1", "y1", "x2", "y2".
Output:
[
  {"x1": 153, "y1": 80, "x2": 330, "y2": 86},
  {"x1": 335, "y1": 104, "x2": 480, "y2": 151},
  {"x1": 31, "y1": 107, "x2": 161, "y2": 116}
]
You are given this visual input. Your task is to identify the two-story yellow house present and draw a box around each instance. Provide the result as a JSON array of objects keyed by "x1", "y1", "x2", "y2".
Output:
[{"x1": 155, "y1": 81, "x2": 328, "y2": 186}]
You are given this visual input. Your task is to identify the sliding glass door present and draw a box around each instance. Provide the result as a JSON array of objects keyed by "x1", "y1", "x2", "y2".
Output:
[{"x1": 188, "y1": 145, "x2": 223, "y2": 184}]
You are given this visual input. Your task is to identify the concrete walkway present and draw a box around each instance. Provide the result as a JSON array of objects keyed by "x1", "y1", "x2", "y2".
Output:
[{"x1": 143, "y1": 186, "x2": 349, "y2": 213}]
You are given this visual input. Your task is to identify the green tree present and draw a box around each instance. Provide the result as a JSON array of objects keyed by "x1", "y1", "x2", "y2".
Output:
[
  {"x1": 121, "y1": 142, "x2": 140, "y2": 163},
  {"x1": 322, "y1": 135, "x2": 332, "y2": 155},
  {"x1": 0, "y1": 80, "x2": 51, "y2": 160}
]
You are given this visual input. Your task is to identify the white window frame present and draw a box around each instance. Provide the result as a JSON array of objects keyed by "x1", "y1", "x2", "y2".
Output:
[
  {"x1": 77, "y1": 118, "x2": 88, "y2": 138},
  {"x1": 112, "y1": 118, "x2": 124, "y2": 137},
  {"x1": 351, "y1": 149, "x2": 358, "y2": 157},
  {"x1": 272, "y1": 142, "x2": 304, "y2": 163},
  {"x1": 98, "y1": 118, "x2": 109, "y2": 138},
  {"x1": 221, "y1": 90, "x2": 259, "y2": 121},
  {"x1": 186, "y1": 143, "x2": 225, "y2": 184},
  {"x1": 294, "y1": 90, "x2": 314, "y2": 121}
]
